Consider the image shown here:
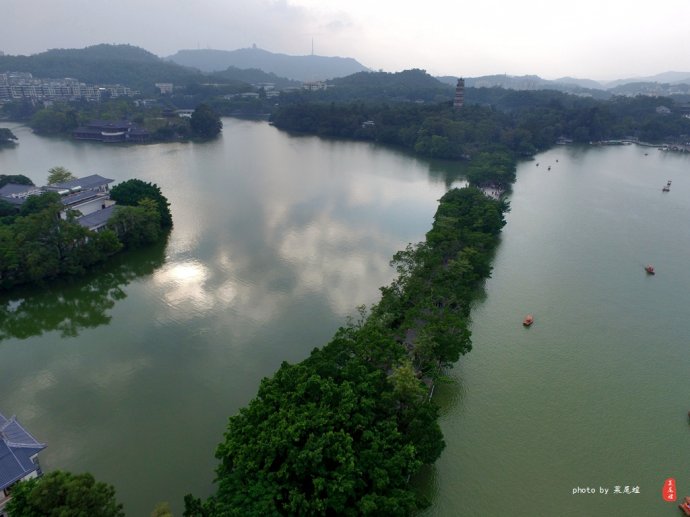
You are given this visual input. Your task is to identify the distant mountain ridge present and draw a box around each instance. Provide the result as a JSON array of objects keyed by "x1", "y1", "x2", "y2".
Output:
[
  {"x1": 603, "y1": 71, "x2": 690, "y2": 88},
  {"x1": 0, "y1": 44, "x2": 206, "y2": 92},
  {"x1": 208, "y1": 66, "x2": 299, "y2": 88},
  {"x1": 437, "y1": 72, "x2": 690, "y2": 98},
  {"x1": 166, "y1": 47, "x2": 370, "y2": 81}
]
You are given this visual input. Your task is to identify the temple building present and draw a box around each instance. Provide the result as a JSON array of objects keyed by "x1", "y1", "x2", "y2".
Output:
[{"x1": 0, "y1": 412, "x2": 46, "y2": 517}]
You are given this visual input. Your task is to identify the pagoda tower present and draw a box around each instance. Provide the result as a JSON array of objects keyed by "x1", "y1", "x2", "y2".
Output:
[{"x1": 453, "y1": 78, "x2": 465, "y2": 110}]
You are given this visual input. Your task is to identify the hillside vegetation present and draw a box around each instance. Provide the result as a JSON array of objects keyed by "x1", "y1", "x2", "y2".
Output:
[{"x1": 0, "y1": 44, "x2": 207, "y2": 93}]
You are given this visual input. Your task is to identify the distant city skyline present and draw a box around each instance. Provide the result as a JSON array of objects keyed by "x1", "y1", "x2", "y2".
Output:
[{"x1": 1, "y1": 0, "x2": 689, "y2": 81}]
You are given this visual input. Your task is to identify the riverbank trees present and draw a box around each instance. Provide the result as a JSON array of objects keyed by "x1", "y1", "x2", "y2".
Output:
[
  {"x1": 0, "y1": 128, "x2": 18, "y2": 145},
  {"x1": 270, "y1": 90, "x2": 690, "y2": 178},
  {"x1": 110, "y1": 179, "x2": 173, "y2": 228},
  {"x1": 184, "y1": 187, "x2": 505, "y2": 516},
  {"x1": 190, "y1": 103, "x2": 223, "y2": 139},
  {"x1": 9, "y1": 99, "x2": 224, "y2": 143},
  {"x1": 5, "y1": 470, "x2": 125, "y2": 517},
  {"x1": 0, "y1": 178, "x2": 171, "y2": 291}
]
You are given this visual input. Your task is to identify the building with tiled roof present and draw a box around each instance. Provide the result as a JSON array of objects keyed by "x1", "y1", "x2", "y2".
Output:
[
  {"x1": 0, "y1": 412, "x2": 46, "y2": 517},
  {"x1": 1, "y1": 174, "x2": 118, "y2": 232},
  {"x1": 73, "y1": 120, "x2": 150, "y2": 143}
]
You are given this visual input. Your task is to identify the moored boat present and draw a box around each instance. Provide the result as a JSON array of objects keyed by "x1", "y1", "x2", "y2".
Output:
[
  {"x1": 679, "y1": 496, "x2": 690, "y2": 516},
  {"x1": 523, "y1": 314, "x2": 534, "y2": 327},
  {"x1": 645, "y1": 265, "x2": 655, "y2": 275}
]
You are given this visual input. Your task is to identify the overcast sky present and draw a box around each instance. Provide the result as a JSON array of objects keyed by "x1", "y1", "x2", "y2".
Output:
[{"x1": 2, "y1": 0, "x2": 689, "y2": 80}]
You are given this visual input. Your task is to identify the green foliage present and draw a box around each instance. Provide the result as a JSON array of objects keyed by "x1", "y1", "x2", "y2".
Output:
[
  {"x1": 0, "y1": 44, "x2": 207, "y2": 94},
  {"x1": 193, "y1": 359, "x2": 423, "y2": 516},
  {"x1": 272, "y1": 86, "x2": 690, "y2": 177},
  {"x1": 47, "y1": 165, "x2": 76, "y2": 185},
  {"x1": 108, "y1": 200, "x2": 162, "y2": 249},
  {"x1": 188, "y1": 187, "x2": 504, "y2": 516},
  {"x1": 5, "y1": 470, "x2": 124, "y2": 517},
  {"x1": 18, "y1": 191, "x2": 62, "y2": 217},
  {"x1": 0, "y1": 127, "x2": 18, "y2": 143},
  {"x1": 190, "y1": 104, "x2": 223, "y2": 139},
  {"x1": 0, "y1": 199, "x2": 17, "y2": 218},
  {"x1": 210, "y1": 66, "x2": 301, "y2": 91},
  {"x1": 0, "y1": 174, "x2": 33, "y2": 188},
  {"x1": 0, "y1": 237, "x2": 166, "y2": 340},
  {"x1": 0, "y1": 177, "x2": 170, "y2": 291},
  {"x1": 110, "y1": 179, "x2": 172, "y2": 228},
  {"x1": 151, "y1": 502, "x2": 174, "y2": 517},
  {"x1": 30, "y1": 104, "x2": 79, "y2": 134},
  {"x1": 0, "y1": 192, "x2": 123, "y2": 288}
]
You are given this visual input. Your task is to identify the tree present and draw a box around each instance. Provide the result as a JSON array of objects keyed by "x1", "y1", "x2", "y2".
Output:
[
  {"x1": 0, "y1": 127, "x2": 18, "y2": 144},
  {"x1": 110, "y1": 179, "x2": 172, "y2": 228},
  {"x1": 108, "y1": 201, "x2": 161, "y2": 249},
  {"x1": 151, "y1": 502, "x2": 174, "y2": 517},
  {"x1": 0, "y1": 174, "x2": 33, "y2": 188},
  {"x1": 47, "y1": 165, "x2": 76, "y2": 185},
  {"x1": 190, "y1": 103, "x2": 222, "y2": 139},
  {"x1": 187, "y1": 361, "x2": 423, "y2": 516},
  {"x1": 5, "y1": 470, "x2": 125, "y2": 517}
]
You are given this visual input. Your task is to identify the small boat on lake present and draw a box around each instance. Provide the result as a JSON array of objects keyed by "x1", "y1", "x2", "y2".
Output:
[
  {"x1": 645, "y1": 265, "x2": 655, "y2": 275},
  {"x1": 680, "y1": 496, "x2": 690, "y2": 516},
  {"x1": 523, "y1": 314, "x2": 534, "y2": 327},
  {"x1": 663, "y1": 185, "x2": 670, "y2": 192}
]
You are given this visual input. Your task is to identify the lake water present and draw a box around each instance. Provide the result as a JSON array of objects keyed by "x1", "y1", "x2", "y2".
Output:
[
  {"x1": 0, "y1": 119, "x2": 459, "y2": 515},
  {"x1": 420, "y1": 144, "x2": 690, "y2": 516},
  {"x1": 1, "y1": 123, "x2": 689, "y2": 516}
]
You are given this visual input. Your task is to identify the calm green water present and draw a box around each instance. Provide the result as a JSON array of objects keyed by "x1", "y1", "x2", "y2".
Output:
[
  {"x1": 0, "y1": 120, "x2": 459, "y2": 515},
  {"x1": 2, "y1": 125, "x2": 689, "y2": 516},
  {"x1": 421, "y1": 145, "x2": 690, "y2": 516}
]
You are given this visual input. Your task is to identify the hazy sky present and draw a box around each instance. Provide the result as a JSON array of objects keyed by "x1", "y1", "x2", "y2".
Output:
[{"x1": 2, "y1": 0, "x2": 689, "y2": 80}]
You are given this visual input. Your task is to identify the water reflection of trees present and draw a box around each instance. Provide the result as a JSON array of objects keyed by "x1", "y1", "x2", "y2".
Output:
[{"x1": 0, "y1": 237, "x2": 167, "y2": 341}]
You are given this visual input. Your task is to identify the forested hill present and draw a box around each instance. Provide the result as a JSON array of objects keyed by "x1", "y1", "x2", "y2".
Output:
[
  {"x1": 276, "y1": 69, "x2": 454, "y2": 103},
  {"x1": 166, "y1": 47, "x2": 369, "y2": 81},
  {"x1": 329, "y1": 69, "x2": 453, "y2": 102},
  {"x1": 0, "y1": 44, "x2": 206, "y2": 92},
  {"x1": 208, "y1": 66, "x2": 299, "y2": 89}
]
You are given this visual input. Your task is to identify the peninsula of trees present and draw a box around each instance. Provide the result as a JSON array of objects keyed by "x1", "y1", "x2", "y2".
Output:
[{"x1": 183, "y1": 187, "x2": 506, "y2": 515}]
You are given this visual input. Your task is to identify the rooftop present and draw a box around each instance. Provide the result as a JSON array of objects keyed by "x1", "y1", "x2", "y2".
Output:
[
  {"x1": 61, "y1": 189, "x2": 104, "y2": 207},
  {"x1": 0, "y1": 183, "x2": 38, "y2": 198},
  {"x1": 0, "y1": 412, "x2": 46, "y2": 491},
  {"x1": 49, "y1": 174, "x2": 114, "y2": 191},
  {"x1": 77, "y1": 204, "x2": 117, "y2": 230}
]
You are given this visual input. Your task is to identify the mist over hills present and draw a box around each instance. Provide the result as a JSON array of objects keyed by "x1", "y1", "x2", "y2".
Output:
[
  {"x1": 166, "y1": 47, "x2": 369, "y2": 81},
  {"x1": 2, "y1": 43, "x2": 690, "y2": 100},
  {"x1": 437, "y1": 72, "x2": 690, "y2": 99}
]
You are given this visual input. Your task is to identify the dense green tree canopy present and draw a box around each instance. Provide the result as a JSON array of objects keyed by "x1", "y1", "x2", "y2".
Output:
[
  {"x1": 190, "y1": 103, "x2": 223, "y2": 139},
  {"x1": 110, "y1": 179, "x2": 172, "y2": 228},
  {"x1": 0, "y1": 127, "x2": 18, "y2": 144},
  {"x1": 0, "y1": 177, "x2": 170, "y2": 291},
  {"x1": 186, "y1": 187, "x2": 504, "y2": 516},
  {"x1": 108, "y1": 199, "x2": 162, "y2": 249},
  {"x1": 5, "y1": 470, "x2": 125, "y2": 517},
  {"x1": 0, "y1": 174, "x2": 33, "y2": 188}
]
